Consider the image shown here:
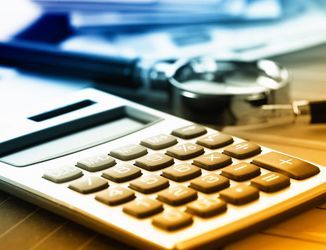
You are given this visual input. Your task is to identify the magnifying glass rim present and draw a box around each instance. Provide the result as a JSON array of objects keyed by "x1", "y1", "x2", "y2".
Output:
[{"x1": 167, "y1": 57, "x2": 290, "y2": 97}]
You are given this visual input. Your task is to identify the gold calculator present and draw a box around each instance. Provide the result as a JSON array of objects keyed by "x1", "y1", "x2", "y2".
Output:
[{"x1": 0, "y1": 89, "x2": 324, "y2": 250}]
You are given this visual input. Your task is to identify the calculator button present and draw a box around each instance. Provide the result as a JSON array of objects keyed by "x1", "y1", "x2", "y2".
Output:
[
  {"x1": 152, "y1": 210, "x2": 193, "y2": 231},
  {"x1": 123, "y1": 198, "x2": 163, "y2": 218},
  {"x1": 76, "y1": 154, "x2": 116, "y2": 172},
  {"x1": 129, "y1": 175, "x2": 169, "y2": 194},
  {"x1": 197, "y1": 133, "x2": 233, "y2": 149},
  {"x1": 189, "y1": 173, "x2": 230, "y2": 193},
  {"x1": 223, "y1": 142, "x2": 261, "y2": 159},
  {"x1": 102, "y1": 163, "x2": 142, "y2": 183},
  {"x1": 157, "y1": 185, "x2": 197, "y2": 206},
  {"x1": 110, "y1": 144, "x2": 147, "y2": 161},
  {"x1": 186, "y1": 198, "x2": 227, "y2": 218},
  {"x1": 221, "y1": 162, "x2": 260, "y2": 181},
  {"x1": 252, "y1": 152, "x2": 320, "y2": 180},
  {"x1": 166, "y1": 143, "x2": 204, "y2": 160},
  {"x1": 193, "y1": 152, "x2": 232, "y2": 170},
  {"x1": 251, "y1": 172, "x2": 290, "y2": 192},
  {"x1": 219, "y1": 184, "x2": 259, "y2": 205},
  {"x1": 43, "y1": 166, "x2": 83, "y2": 183},
  {"x1": 140, "y1": 134, "x2": 177, "y2": 150},
  {"x1": 135, "y1": 153, "x2": 174, "y2": 171},
  {"x1": 95, "y1": 187, "x2": 135, "y2": 206},
  {"x1": 68, "y1": 176, "x2": 108, "y2": 194},
  {"x1": 162, "y1": 164, "x2": 201, "y2": 182},
  {"x1": 172, "y1": 124, "x2": 207, "y2": 139}
]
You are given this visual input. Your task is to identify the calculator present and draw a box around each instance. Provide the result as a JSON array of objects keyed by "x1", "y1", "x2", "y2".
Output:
[{"x1": 0, "y1": 89, "x2": 324, "y2": 250}]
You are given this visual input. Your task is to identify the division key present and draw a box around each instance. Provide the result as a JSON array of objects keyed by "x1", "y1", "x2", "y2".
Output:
[{"x1": 252, "y1": 152, "x2": 320, "y2": 180}]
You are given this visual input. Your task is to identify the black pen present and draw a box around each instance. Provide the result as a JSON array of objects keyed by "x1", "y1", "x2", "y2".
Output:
[{"x1": 0, "y1": 40, "x2": 141, "y2": 87}]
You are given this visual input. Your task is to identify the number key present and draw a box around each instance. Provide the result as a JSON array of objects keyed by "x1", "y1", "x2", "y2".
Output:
[
  {"x1": 129, "y1": 175, "x2": 169, "y2": 194},
  {"x1": 68, "y1": 176, "x2": 108, "y2": 194},
  {"x1": 189, "y1": 173, "x2": 230, "y2": 193},
  {"x1": 135, "y1": 153, "x2": 174, "y2": 171},
  {"x1": 95, "y1": 187, "x2": 135, "y2": 206},
  {"x1": 186, "y1": 198, "x2": 227, "y2": 218},
  {"x1": 152, "y1": 210, "x2": 193, "y2": 231},
  {"x1": 102, "y1": 164, "x2": 142, "y2": 183},
  {"x1": 157, "y1": 185, "x2": 197, "y2": 206},
  {"x1": 162, "y1": 164, "x2": 201, "y2": 182},
  {"x1": 123, "y1": 198, "x2": 163, "y2": 218}
]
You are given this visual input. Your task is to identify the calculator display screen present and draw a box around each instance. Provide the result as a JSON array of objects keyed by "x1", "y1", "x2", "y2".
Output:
[{"x1": 0, "y1": 106, "x2": 160, "y2": 167}]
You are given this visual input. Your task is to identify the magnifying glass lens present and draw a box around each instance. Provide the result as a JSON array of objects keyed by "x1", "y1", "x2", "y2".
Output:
[{"x1": 172, "y1": 58, "x2": 271, "y2": 96}]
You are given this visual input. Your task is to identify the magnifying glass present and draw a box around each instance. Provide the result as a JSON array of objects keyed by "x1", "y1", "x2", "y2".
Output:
[
  {"x1": 148, "y1": 57, "x2": 289, "y2": 125},
  {"x1": 0, "y1": 40, "x2": 311, "y2": 126}
]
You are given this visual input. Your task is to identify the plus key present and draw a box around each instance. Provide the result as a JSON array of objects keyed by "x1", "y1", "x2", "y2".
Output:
[{"x1": 252, "y1": 152, "x2": 320, "y2": 180}]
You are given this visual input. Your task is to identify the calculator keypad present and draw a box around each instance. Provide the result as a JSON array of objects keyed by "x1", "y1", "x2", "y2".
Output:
[{"x1": 42, "y1": 123, "x2": 321, "y2": 235}]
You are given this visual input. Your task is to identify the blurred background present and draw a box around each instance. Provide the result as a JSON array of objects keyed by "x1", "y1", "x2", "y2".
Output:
[{"x1": 1, "y1": 0, "x2": 326, "y2": 107}]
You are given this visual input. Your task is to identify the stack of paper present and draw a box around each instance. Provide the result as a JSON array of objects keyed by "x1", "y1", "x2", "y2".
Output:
[
  {"x1": 33, "y1": 0, "x2": 282, "y2": 32},
  {"x1": 32, "y1": 0, "x2": 326, "y2": 63}
]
